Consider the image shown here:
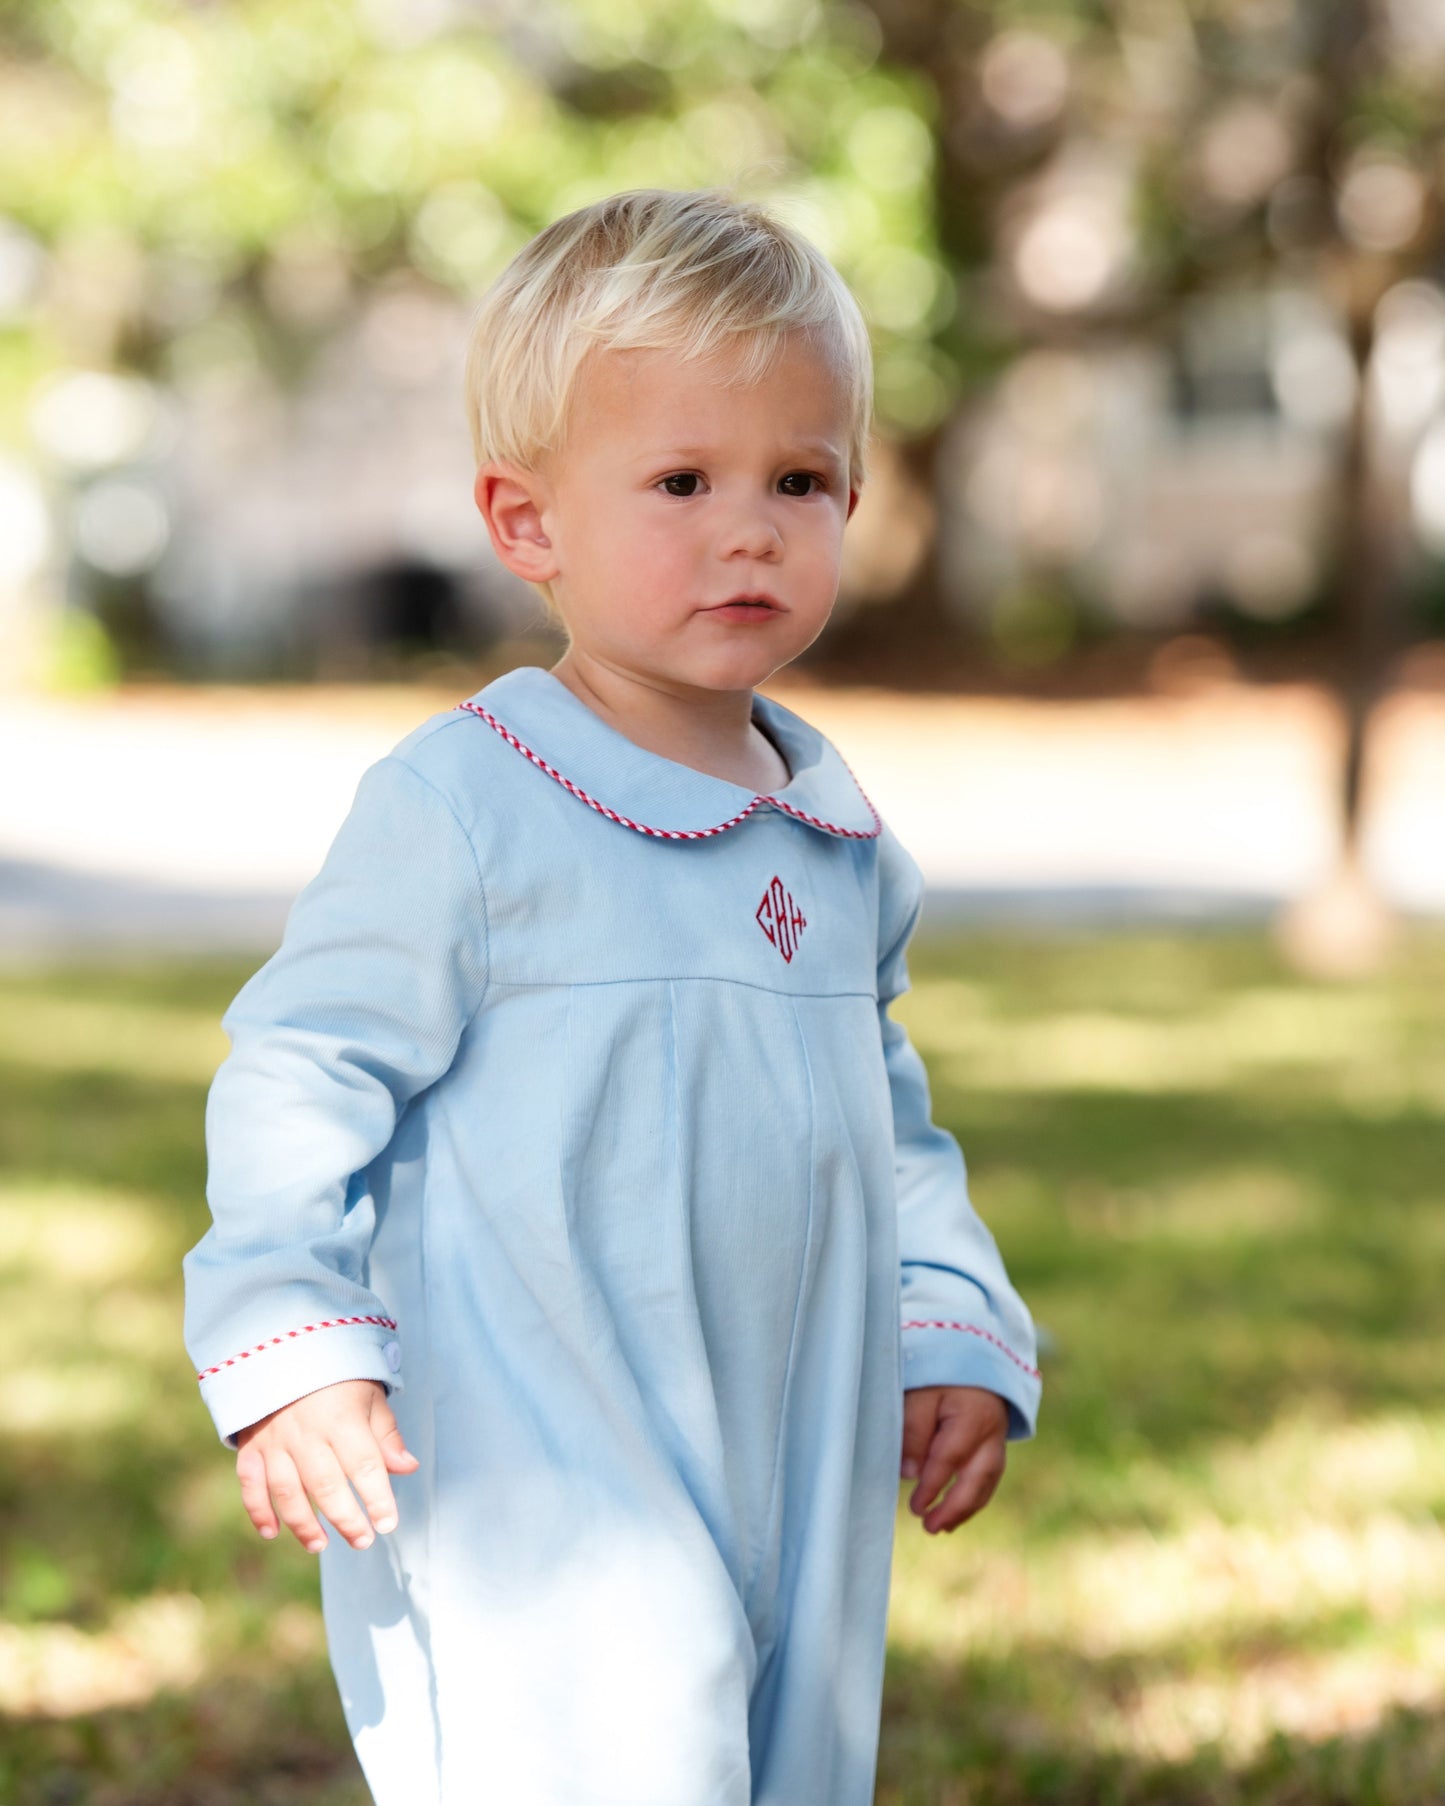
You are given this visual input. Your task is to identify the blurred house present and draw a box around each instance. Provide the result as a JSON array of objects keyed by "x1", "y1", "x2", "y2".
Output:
[
  {"x1": 940, "y1": 282, "x2": 1357, "y2": 641},
  {"x1": 16, "y1": 267, "x2": 1445, "y2": 678},
  {"x1": 26, "y1": 277, "x2": 541, "y2": 681}
]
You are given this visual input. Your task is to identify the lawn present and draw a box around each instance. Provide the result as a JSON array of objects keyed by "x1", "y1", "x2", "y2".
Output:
[{"x1": 2, "y1": 929, "x2": 1443, "y2": 1804}]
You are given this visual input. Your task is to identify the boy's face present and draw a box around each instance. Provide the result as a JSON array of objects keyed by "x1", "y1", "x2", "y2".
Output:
[{"x1": 477, "y1": 330, "x2": 860, "y2": 694}]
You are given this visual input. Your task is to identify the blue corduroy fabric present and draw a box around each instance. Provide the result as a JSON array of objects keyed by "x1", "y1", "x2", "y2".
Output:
[{"x1": 183, "y1": 663, "x2": 1042, "y2": 1806}]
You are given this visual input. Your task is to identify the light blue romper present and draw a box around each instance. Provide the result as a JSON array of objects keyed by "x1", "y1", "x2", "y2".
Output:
[{"x1": 182, "y1": 663, "x2": 1042, "y2": 1806}]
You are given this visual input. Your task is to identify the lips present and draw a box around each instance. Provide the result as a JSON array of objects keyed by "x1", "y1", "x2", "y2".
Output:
[{"x1": 709, "y1": 593, "x2": 781, "y2": 610}]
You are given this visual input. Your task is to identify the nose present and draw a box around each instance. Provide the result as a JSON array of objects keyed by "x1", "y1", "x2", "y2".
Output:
[{"x1": 718, "y1": 493, "x2": 784, "y2": 560}]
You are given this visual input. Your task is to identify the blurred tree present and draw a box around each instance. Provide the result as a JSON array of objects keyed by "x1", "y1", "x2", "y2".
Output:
[
  {"x1": 1271, "y1": 0, "x2": 1441, "y2": 972},
  {"x1": 0, "y1": 0, "x2": 949, "y2": 675},
  {"x1": 840, "y1": 0, "x2": 1444, "y2": 969},
  {"x1": 1, "y1": 0, "x2": 1442, "y2": 961}
]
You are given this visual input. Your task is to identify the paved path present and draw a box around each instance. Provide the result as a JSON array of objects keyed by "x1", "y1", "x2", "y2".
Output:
[{"x1": 1, "y1": 677, "x2": 1440, "y2": 959}]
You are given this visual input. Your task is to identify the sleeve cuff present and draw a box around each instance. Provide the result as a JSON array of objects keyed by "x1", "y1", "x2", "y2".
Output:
[
  {"x1": 901, "y1": 1320, "x2": 1042, "y2": 1442},
  {"x1": 197, "y1": 1321, "x2": 403, "y2": 1449}
]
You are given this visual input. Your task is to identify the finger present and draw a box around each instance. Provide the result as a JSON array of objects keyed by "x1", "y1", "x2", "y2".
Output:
[
  {"x1": 379, "y1": 1430, "x2": 420, "y2": 1474},
  {"x1": 265, "y1": 1447, "x2": 332, "y2": 1554},
  {"x1": 910, "y1": 1390, "x2": 1003, "y2": 1505},
  {"x1": 922, "y1": 1465, "x2": 996, "y2": 1534},
  {"x1": 331, "y1": 1429, "x2": 402, "y2": 1537},
  {"x1": 922, "y1": 1443, "x2": 1007, "y2": 1535},
  {"x1": 296, "y1": 1443, "x2": 381, "y2": 1551},
  {"x1": 909, "y1": 1415, "x2": 978, "y2": 1517},
  {"x1": 236, "y1": 1441, "x2": 280, "y2": 1540},
  {"x1": 900, "y1": 1388, "x2": 941, "y2": 1480},
  {"x1": 369, "y1": 1394, "x2": 420, "y2": 1474}
]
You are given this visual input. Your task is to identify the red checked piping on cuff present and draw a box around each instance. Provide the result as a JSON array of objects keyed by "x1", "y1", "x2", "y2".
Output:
[
  {"x1": 196, "y1": 1314, "x2": 398, "y2": 1382},
  {"x1": 456, "y1": 699, "x2": 883, "y2": 841},
  {"x1": 901, "y1": 1319, "x2": 1042, "y2": 1380}
]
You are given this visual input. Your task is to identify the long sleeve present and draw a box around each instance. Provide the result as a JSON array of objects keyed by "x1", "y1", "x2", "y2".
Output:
[
  {"x1": 877, "y1": 827, "x2": 1042, "y2": 1442},
  {"x1": 182, "y1": 752, "x2": 489, "y2": 1449}
]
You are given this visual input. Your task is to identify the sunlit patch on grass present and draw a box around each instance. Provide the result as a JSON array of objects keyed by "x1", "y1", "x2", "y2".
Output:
[
  {"x1": 1095, "y1": 1630, "x2": 1445, "y2": 1763},
  {"x1": 89, "y1": 1286, "x2": 188, "y2": 1362},
  {"x1": 0, "y1": 1184, "x2": 170, "y2": 1284},
  {"x1": 0, "y1": 1593, "x2": 207, "y2": 1716},
  {"x1": 901, "y1": 976, "x2": 1442, "y2": 1107},
  {"x1": 891, "y1": 1508, "x2": 1445, "y2": 1663},
  {"x1": 0, "y1": 1184, "x2": 192, "y2": 1428},
  {"x1": 249, "y1": 1599, "x2": 329, "y2": 1666},
  {"x1": 7, "y1": 1363, "x2": 156, "y2": 1434},
  {"x1": 0, "y1": 1595, "x2": 329, "y2": 1725},
  {"x1": 1060, "y1": 1165, "x2": 1320, "y2": 1242},
  {"x1": 0, "y1": 994, "x2": 229, "y2": 1083},
  {"x1": 890, "y1": 1406, "x2": 1445, "y2": 1773},
  {"x1": 1206, "y1": 1408, "x2": 1445, "y2": 1522}
]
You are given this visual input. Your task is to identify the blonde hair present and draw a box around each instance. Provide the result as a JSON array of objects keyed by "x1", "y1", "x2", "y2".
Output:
[{"x1": 462, "y1": 186, "x2": 874, "y2": 618}]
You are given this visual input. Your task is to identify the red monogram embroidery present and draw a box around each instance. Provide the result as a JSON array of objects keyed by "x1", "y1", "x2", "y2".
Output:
[{"x1": 756, "y1": 875, "x2": 807, "y2": 963}]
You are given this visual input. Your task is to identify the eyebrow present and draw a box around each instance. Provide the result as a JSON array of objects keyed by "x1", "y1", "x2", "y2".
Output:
[{"x1": 639, "y1": 441, "x2": 846, "y2": 465}]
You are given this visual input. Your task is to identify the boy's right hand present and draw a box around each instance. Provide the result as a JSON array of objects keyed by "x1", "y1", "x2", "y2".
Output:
[{"x1": 234, "y1": 1378, "x2": 420, "y2": 1554}]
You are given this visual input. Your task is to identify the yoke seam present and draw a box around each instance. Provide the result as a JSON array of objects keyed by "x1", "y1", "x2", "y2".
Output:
[{"x1": 482, "y1": 976, "x2": 881, "y2": 1001}]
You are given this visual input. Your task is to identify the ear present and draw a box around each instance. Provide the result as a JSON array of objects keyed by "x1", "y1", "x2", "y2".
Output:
[
  {"x1": 473, "y1": 461, "x2": 560, "y2": 584},
  {"x1": 846, "y1": 484, "x2": 861, "y2": 522}
]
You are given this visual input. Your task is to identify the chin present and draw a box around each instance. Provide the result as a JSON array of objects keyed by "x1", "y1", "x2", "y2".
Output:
[{"x1": 684, "y1": 649, "x2": 797, "y2": 692}]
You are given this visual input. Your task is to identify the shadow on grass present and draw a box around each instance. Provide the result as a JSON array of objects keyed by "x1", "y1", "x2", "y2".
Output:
[{"x1": 0, "y1": 1662, "x2": 369, "y2": 1806}]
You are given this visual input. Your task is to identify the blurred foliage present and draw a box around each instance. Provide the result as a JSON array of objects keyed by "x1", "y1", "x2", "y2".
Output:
[
  {"x1": 2, "y1": 930, "x2": 1445, "y2": 1799},
  {"x1": 37, "y1": 602, "x2": 123, "y2": 691},
  {"x1": 0, "y1": 0, "x2": 955, "y2": 434},
  {"x1": 4, "y1": 0, "x2": 1441, "y2": 437},
  {"x1": 3, "y1": 0, "x2": 1445, "y2": 680}
]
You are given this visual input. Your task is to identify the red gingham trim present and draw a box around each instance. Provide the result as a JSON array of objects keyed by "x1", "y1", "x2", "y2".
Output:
[
  {"x1": 196, "y1": 1314, "x2": 397, "y2": 1382},
  {"x1": 456, "y1": 698, "x2": 882, "y2": 841},
  {"x1": 902, "y1": 1320, "x2": 1042, "y2": 1380}
]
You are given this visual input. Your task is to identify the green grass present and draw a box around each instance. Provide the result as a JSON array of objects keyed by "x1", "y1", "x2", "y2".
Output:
[{"x1": 2, "y1": 931, "x2": 1444, "y2": 1803}]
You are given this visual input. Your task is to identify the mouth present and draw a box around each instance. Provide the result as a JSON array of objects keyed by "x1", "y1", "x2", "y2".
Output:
[{"x1": 707, "y1": 593, "x2": 784, "y2": 612}]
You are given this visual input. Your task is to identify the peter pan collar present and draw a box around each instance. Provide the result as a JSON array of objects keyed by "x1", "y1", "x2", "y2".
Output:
[{"x1": 455, "y1": 664, "x2": 881, "y2": 842}]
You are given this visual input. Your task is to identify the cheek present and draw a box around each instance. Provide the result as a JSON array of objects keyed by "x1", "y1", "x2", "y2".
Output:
[
  {"x1": 799, "y1": 513, "x2": 847, "y2": 573},
  {"x1": 616, "y1": 508, "x2": 701, "y2": 579},
  {"x1": 587, "y1": 509, "x2": 697, "y2": 626}
]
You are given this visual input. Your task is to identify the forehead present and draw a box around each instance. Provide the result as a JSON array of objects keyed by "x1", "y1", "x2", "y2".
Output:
[{"x1": 567, "y1": 335, "x2": 851, "y2": 446}]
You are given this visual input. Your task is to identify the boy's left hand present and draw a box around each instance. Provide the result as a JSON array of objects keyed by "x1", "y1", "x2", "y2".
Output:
[{"x1": 900, "y1": 1385, "x2": 1009, "y2": 1535}]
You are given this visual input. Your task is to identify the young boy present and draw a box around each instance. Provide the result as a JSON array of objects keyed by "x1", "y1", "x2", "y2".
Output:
[{"x1": 183, "y1": 186, "x2": 1042, "y2": 1805}]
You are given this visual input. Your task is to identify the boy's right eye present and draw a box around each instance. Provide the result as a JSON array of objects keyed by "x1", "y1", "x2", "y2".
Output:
[{"x1": 659, "y1": 473, "x2": 703, "y2": 497}]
